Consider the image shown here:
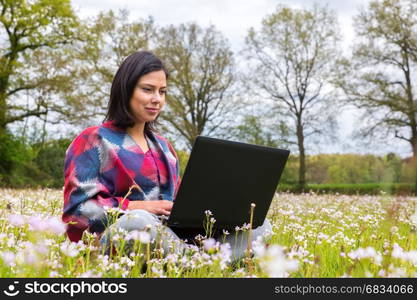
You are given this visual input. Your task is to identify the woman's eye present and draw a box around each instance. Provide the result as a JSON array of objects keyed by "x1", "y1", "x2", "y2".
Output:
[
  {"x1": 142, "y1": 88, "x2": 152, "y2": 92},
  {"x1": 160, "y1": 90, "x2": 167, "y2": 95}
]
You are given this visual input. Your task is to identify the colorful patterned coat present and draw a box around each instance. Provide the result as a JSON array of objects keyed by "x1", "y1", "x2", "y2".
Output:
[{"x1": 62, "y1": 120, "x2": 181, "y2": 242}]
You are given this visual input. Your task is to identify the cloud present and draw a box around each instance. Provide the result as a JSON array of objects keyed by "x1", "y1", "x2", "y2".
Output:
[{"x1": 71, "y1": 0, "x2": 370, "y2": 52}]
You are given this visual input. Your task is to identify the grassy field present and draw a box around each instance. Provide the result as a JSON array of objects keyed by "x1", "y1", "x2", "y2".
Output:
[
  {"x1": 277, "y1": 183, "x2": 416, "y2": 195},
  {"x1": 0, "y1": 188, "x2": 416, "y2": 277}
]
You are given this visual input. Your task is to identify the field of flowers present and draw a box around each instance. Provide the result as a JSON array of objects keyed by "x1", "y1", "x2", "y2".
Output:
[{"x1": 0, "y1": 188, "x2": 416, "y2": 278}]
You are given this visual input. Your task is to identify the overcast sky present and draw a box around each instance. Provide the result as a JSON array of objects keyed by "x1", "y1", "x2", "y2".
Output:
[
  {"x1": 72, "y1": 0, "x2": 363, "y2": 50},
  {"x1": 68, "y1": 0, "x2": 412, "y2": 157}
]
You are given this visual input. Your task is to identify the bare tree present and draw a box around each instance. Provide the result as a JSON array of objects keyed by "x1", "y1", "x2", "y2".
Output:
[
  {"x1": 244, "y1": 5, "x2": 340, "y2": 188},
  {"x1": 336, "y1": 0, "x2": 417, "y2": 190},
  {"x1": 155, "y1": 23, "x2": 237, "y2": 149}
]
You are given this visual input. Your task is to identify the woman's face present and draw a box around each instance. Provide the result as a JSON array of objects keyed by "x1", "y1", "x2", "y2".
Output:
[{"x1": 129, "y1": 70, "x2": 167, "y2": 124}]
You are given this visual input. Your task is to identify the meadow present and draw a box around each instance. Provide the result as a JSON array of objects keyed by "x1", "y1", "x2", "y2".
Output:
[{"x1": 0, "y1": 188, "x2": 416, "y2": 278}]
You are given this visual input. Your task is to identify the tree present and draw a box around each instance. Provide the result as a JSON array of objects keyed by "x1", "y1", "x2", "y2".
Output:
[
  {"x1": 0, "y1": 0, "x2": 80, "y2": 135},
  {"x1": 244, "y1": 5, "x2": 341, "y2": 188},
  {"x1": 231, "y1": 107, "x2": 293, "y2": 148},
  {"x1": 336, "y1": 0, "x2": 417, "y2": 190},
  {"x1": 233, "y1": 115, "x2": 282, "y2": 147},
  {"x1": 155, "y1": 23, "x2": 236, "y2": 150},
  {"x1": 58, "y1": 10, "x2": 154, "y2": 127}
]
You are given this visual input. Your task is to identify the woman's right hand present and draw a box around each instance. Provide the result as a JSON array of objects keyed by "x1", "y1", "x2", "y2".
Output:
[{"x1": 127, "y1": 200, "x2": 173, "y2": 216}]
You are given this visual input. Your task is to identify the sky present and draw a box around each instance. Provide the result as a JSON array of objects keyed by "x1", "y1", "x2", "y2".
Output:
[
  {"x1": 71, "y1": 0, "x2": 362, "y2": 51},
  {"x1": 67, "y1": 0, "x2": 412, "y2": 157}
]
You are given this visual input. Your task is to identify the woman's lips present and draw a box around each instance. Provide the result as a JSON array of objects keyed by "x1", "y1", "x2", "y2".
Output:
[{"x1": 146, "y1": 108, "x2": 159, "y2": 113}]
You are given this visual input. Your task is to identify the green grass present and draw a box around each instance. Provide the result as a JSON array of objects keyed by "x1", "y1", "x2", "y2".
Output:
[{"x1": 0, "y1": 188, "x2": 416, "y2": 277}]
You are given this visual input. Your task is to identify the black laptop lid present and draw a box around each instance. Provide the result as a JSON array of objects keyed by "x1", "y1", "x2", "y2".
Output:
[{"x1": 167, "y1": 136, "x2": 290, "y2": 230}]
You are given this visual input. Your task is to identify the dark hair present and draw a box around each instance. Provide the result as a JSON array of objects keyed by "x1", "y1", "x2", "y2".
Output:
[{"x1": 104, "y1": 51, "x2": 168, "y2": 132}]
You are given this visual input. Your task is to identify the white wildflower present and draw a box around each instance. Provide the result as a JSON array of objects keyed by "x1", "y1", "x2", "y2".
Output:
[
  {"x1": 8, "y1": 214, "x2": 26, "y2": 227},
  {"x1": 257, "y1": 245, "x2": 298, "y2": 277},
  {"x1": 348, "y1": 246, "x2": 382, "y2": 264},
  {"x1": 45, "y1": 217, "x2": 67, "y2": 235},
  {"x1": 138, "y1": 231, "x2": 151, "y2": 244},
  {"x1": 203, "y1": 238, "x2": 217, "y2": 252},
  {"x1": 60, "y1": 242, "x2": 79, "y2": 257},
  {"x1": 0, "y1": 251, "x2": 15, "y2": 266}
]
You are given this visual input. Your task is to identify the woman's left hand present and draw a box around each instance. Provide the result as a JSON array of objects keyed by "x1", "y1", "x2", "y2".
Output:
[{"x1": 126, "y1": 200, "x2": 173, "y2": 215}]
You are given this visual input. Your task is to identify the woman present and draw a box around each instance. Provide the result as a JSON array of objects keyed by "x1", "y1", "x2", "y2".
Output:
[{"x1": 62, "y1": 50, "x2": 271, "y2": 260}]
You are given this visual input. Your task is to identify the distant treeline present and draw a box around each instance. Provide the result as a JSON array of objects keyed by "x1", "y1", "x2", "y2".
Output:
[
  {"x1": 281, "y1": 153, "x2": 415, "y2": 185},
  {"x1": 1, "y1": 135, "x2": 415, "y2": 195},
  {"x1": 178, "y1": 150, "x2": 415, "y2": 185},
  {"x1": 178, "y1": 149, "x2": 417, "y2": 195}
]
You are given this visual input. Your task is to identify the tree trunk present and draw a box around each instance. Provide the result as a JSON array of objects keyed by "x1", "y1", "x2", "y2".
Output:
[
  {"x1": 296, "y1": 120, "x2": 306, "y2": 190},
  {"x1": 411, "y1": 132, "x2": 417, "y2": 194},
  {"x1": 0, "y1": 68, "x2": 11, "y2": 136},
  {"x1": 0, "y1": 91, "x2": 7, "y2": 136}
]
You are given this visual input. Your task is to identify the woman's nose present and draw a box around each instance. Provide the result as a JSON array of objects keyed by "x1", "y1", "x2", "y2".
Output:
[{"x1": 151, "y1": 92, "x2": 163, "y2": 102}]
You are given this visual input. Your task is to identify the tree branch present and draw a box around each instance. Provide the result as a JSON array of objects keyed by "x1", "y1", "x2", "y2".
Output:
[{"x1": 3, "y1": 109, "x2": 48, "y2": 126}]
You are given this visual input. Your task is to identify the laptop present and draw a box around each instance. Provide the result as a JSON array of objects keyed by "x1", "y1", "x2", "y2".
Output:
[{"x1": 166, "y1": 136, "x2": 290, "y2": 239}]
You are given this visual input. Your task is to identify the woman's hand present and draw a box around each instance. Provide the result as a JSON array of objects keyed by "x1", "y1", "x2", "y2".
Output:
[{"x1": 127, "y1": 200, "x2": 173, "y2": 216}]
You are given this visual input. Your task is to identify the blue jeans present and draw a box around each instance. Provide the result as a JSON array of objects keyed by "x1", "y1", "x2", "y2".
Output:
[{"x1": 100, "y1": 209, "x2": 272, "y2": 262}]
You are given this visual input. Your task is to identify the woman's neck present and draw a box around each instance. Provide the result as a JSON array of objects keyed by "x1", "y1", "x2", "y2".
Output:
[{"x1": 127, "y1": 122, "x2": 146, "y2": 138}]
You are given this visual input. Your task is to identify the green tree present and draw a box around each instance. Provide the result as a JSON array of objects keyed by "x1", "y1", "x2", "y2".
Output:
[
  {"x1": 379, "y1": 152, "x2": 402, "y2": 182},
  {"x1": 328, "y1": 164, "x2": 348, "y2": 183},
  {"x1": 244, "y1": 5, "x2": 341, "y2": 188},
  {"x1": 279, "y1": 154, "x2": 298, "y2": 185},
  {"x1": 176, "y1": 149, "x2": 190, "y2": 178},
  {"x1": 33, "y1": 138, "x2": 71, "y2": 187},
  {"x1": 306, "y1": 154, "x2": 332, "y2": 184},
  {"x1": 231, "y1": 112, "x2": 293, "y2": 148},
  {"x1": 0, "y1": 0, "x2": 80, "y2": 134}
]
